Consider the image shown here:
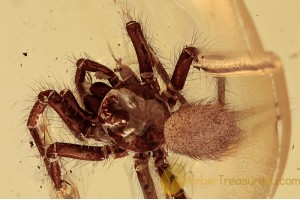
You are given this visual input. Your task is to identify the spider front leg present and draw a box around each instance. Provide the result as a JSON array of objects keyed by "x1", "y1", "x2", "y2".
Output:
[
  {"x1": 60, "y1": 89, "x2": 93, "y2": 120},
  {"x1": 27, "y1": 89, "x2": 99, "y2": 197},
  {"x1": 45, "y1": 143, "x2": 127, "y2": 198},
  {"x1": 75, "y1": 58, "x2": 122, "y2": 98},
  {"x1": 126, "y1": 21, "x2": 160, "y2": 92},
  {"x1": 28, "y1": 90, "x2": 95, "y2": 141},
  {"x1": 60, "y1": 88, "x2": 111, "y2": 141}
]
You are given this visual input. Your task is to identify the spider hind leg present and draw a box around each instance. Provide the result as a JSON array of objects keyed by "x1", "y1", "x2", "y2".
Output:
[{"x1": 133, "y1": 153, "x2": 158, "y2": 199}]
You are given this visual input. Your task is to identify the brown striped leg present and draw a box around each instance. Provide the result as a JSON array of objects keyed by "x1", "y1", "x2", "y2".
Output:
[
  {"x1": 162, "y1": 47, "x2": 199, "y2": 107},
  {"x1": 46, "y1": 143, "x2": 127, "y2": 198},
  {"x1": 153, "y1": 148, "x2": 187, "y2": 199},
  {"x1": 60, "y1": 88, "x2": 111, "y2": 141},
  {"x1": 126, "y1": 21, "x2": 160, "y2": 92},
  {"x1": 75, "y1": 58, "x2": 121, "y2": 98},
  {"x1": 27, "y1": 89, "x2": 103, "y2": 167},
  {"x1": 60, "y1": 89, "x2": 94, "y2": 119},
  {"x1": 31, "y1": 90, "x2": 94, "y2": 140},
  {"x1": 27, "y1": 100, "x2": 48, "y2": 156},
  {"x1": 27, "y1": 90, "x2": 99, "y2": 197},
  {"x1": 133, "y1": 153, "x2": 158, "y2": 199}
]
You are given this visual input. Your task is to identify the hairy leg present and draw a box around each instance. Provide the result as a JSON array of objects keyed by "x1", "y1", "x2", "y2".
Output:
[
  {"x1": 162, "y1": 47, "x2": 199, "y2": 107},
  {"x1": 126, "y1": 21, "x2": 160, "y2": 92},
  {"x1": 133, "y1": 153, "x2": 158, "y2": 199},
  {"x1": 27, "y1": 89, "x2": 102, "y2": 197},
  {"x1": 75, "y1": 58, "x2": 121, "y2": 98},
  {"x1": 153, "y1": 148, "x2": 187, "y2": 199},
  {"x1": 46, "y1": 143, "x2": 127, "y2": 198}
]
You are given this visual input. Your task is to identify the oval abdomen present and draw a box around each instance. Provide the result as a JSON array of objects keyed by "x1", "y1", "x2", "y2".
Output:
[{"x1": 164, "y1": 103, "x2": 241, "y2": 160}]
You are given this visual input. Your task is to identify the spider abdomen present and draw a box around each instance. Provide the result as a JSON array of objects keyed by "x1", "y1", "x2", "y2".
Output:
[{"x1": 164, "y1": 103, "x2": 241, "y2": 160}]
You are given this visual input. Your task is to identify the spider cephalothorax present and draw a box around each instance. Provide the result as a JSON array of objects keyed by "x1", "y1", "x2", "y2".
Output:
[
  {"x1": 99, "y1": 86, "x2": 168, "y2": 152},
  {"x1": 27, "y1": 19, "x2": 240, "y2": 199}
]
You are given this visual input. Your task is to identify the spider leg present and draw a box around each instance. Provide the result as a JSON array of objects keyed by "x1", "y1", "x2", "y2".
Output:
[
  {"x1": 27, "y1": 87, "x2": 126, "y2": 197},
  {"x1": 27, "y1": 91, "x2": 87, "y2": 158},
  {"x1": 27, "y1": 89, "x2": 108, "y2": 169},
  {"x1": 126, "y1": 21, "x2": 160, "y2": 92},
  {"x1": 153, "y1": 148, "x2": 187, "y2": 199},
  {"x1": 133, "y1": 153, "x2": 157, "y2": 199},
  {"x1": 26, "y1": 89, "x2": 106, "y2": 197},
  {"x1": 162, "y1": 47, "x2": 199, "y2": 107},
  {"x1": 60, "y1": 88, "x2": 111, "y2": 141},
  {"x1": 75, "y1": 58, "x2": 121, "y2": 98},
  {"x1": 60, "y1": 89, "x2": 93, "y2": 119},
  {"x1": 28, "y1": 90, "x2": 95, "y2": 141},
  {"x1": 45, "y1": 142, "x2": 127, "y2": 197}
]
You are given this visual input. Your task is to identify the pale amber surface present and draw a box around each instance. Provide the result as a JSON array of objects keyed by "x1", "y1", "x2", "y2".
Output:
[{"x1": 0, "y1": 0, "x2": 292, "y2": 198}]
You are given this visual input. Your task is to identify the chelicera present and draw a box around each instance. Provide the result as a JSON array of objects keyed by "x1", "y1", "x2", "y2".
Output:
[{"x1": 27, "y1": 20, "x2": 240, "y2": 198}]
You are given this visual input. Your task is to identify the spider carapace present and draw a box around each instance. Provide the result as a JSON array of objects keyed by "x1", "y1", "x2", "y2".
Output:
[{"x1": 27, "y1": 20, "x2": 239, "y2": 198}]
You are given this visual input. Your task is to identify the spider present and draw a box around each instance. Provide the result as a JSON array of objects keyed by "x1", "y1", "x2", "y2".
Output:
[{"x1": 27, "y1": 19, "x2": 240, "y2": 198}]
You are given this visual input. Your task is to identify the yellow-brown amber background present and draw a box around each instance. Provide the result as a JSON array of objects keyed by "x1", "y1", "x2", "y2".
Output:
[{"x1": 0, "y1": 0, "x2": 299, "y2": 198}]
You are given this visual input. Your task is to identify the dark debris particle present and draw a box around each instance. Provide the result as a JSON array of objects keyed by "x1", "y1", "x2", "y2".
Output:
[
  {"x1": 292, "y1": 144, "x2": 295, "y2": 149},
  {"x1": 65, "y1": 180, "x2": 71, "y2": 185},
  {"x1": 29, "y1": 141, "x2": 34, "y2": 148},
  {"x1": 40, "y1": 185, "x2": 42, "y2": 189},
  {"x1": 70, "y1": 170, "x2": 72, "y2": 173},
  {"x1": 20, "y1": 161, "x2": 22, "y2": 163},
  {"x1": 37, "y1": 166, "x2": 40, "y2": 169},
  {"x1": 201, "y1": 56, "x2": 205, "y2": 59},
  {"x1": 118, "y1": 43, "x2": 120, "y2": 46},
  {"x1": 20, "y1": 63, "x2": 22, "y2": 67},
  {"x1": 23, "y1": 52, "x2": 28, "y2": 57},
  {"x1": 193, "y1": 65, "x2": 201, "y2": 70}
]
